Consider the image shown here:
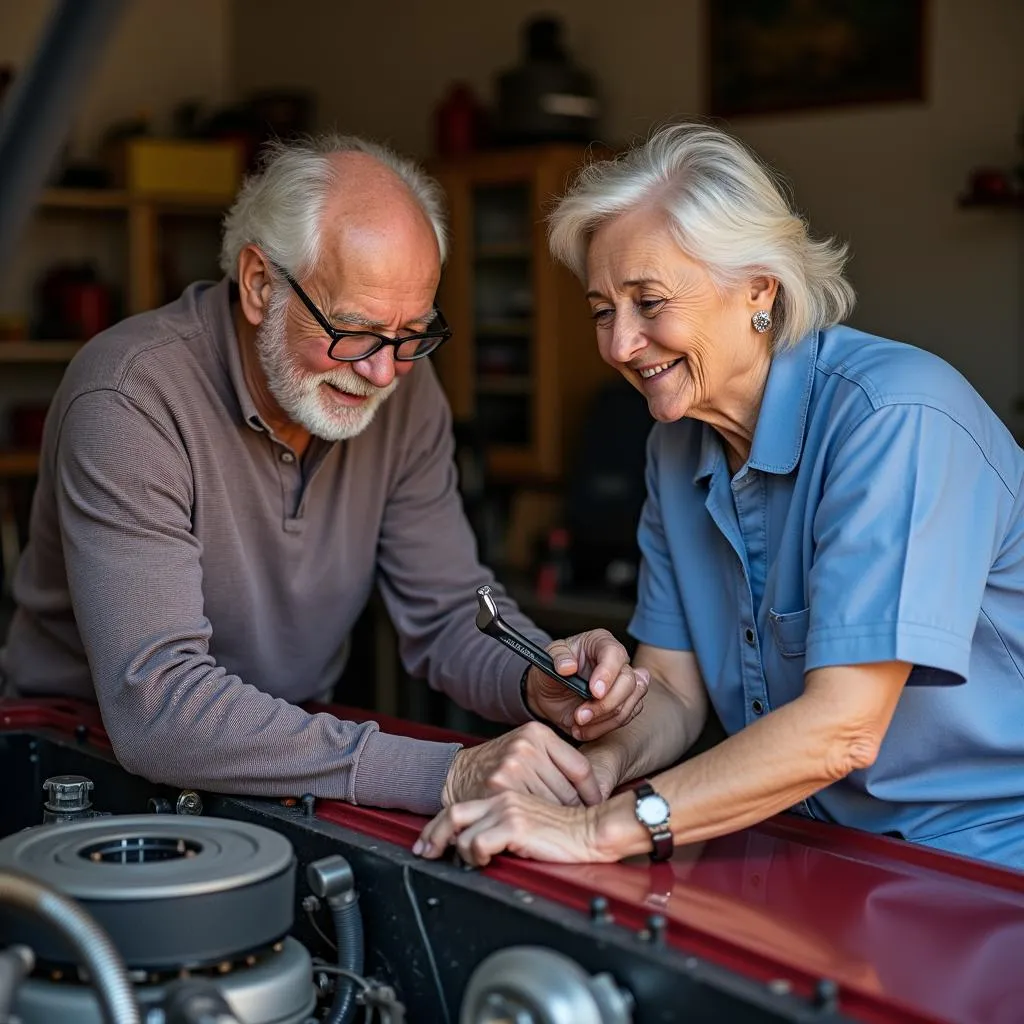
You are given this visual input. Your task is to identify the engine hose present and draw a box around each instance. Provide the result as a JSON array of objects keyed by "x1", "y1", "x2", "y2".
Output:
[
  {"x1": 324, "y1": 893, "x2": 364, "y2": 1024},
  {"x1": 0, "y1": 870, "x2": 140, "y2": 1024}
]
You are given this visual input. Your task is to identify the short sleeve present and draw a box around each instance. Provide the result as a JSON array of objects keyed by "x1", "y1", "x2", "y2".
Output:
[
  {"x1": 628, "y1": 427, "x2": 693, "y2": 651},
  {"x1": 806, "y1": 403, "x2": 1010, "y2": 681}
]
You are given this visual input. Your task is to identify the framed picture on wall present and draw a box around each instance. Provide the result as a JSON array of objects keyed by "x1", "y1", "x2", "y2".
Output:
[{"x1": 708, "y1": 0, "x2": 927, "y2": 118}]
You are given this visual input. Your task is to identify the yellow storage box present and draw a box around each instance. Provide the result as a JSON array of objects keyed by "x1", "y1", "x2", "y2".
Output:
[{"x1": 125, "y1": 139, "x2": 243, "y2": 199}]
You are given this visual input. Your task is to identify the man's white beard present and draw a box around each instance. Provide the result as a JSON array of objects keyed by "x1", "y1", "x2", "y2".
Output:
[{"x1": 254, "y1": 286, "x2": 398, "y2": 442}]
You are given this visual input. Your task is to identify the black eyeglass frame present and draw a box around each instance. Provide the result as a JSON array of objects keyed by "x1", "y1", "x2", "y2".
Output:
[{"x1": 275, "y1": 265, "x2": 452, "y2": 363}]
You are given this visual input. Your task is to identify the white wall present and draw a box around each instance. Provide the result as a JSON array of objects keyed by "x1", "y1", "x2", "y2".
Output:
[{"x1": 233, "y1": 0, "x2": 1024, "y2": 428}]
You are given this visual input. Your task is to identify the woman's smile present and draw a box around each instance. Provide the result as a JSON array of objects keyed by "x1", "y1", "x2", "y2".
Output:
[{"x1": 636, "y1": 356, "x2": 684, "y2": 382}]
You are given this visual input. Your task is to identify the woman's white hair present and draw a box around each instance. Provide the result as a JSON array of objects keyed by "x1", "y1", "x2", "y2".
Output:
[
  {"x1": 219, "y1": 133, "x2": 448, "y2": 280},
  {"x1": 548, "y1": 122, "x2": 855, "y2": 349}
]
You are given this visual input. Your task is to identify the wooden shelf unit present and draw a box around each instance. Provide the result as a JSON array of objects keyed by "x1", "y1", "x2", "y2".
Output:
[
  {"x1": 430, "y1": 145, "x2": 615, "y2": 484},
  {"x1": 957, "y1": 193, "x2": 1024, "y2": 209},
  {"x1": 34, "y1": 187, "x2": 229, "y2": 315},
  {"x1": 0, "y1": 342, "x2": 85, "y2": 363},
  {"x1": 38, "y1": 188, "x2": 233, "y2": 214},
  {"x1": 0, "y1": 451, "x2": 40, "y2": 478},
  {"x1": 38, "y1": 188, "x2": 132, "y2": 211},
  {"x1": 0, "y1": 186, "x2": 232, "y2": 492}
]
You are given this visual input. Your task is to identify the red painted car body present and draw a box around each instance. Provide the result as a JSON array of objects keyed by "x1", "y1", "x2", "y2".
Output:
[{"x1": 3, "y1": 697, "x2": 1021, "y2": 1024}]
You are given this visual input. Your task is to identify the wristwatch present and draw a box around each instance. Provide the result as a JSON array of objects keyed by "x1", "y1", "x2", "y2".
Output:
[{"x1": 634, "y1": 780, "x2": 673, "y2": 862}]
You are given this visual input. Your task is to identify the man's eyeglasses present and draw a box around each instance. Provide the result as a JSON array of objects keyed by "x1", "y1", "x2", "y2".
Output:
[{"x1": 275, "y1": 266, "x2": 451, "y2": 363}]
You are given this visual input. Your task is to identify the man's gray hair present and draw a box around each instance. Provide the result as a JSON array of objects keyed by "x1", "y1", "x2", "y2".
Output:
[
  {"x1": 219, "y1": 133, "x2": 449, "y2": 280},
  {"x1": 548, "y1": 123, "x2": 855, "y2": 349}
]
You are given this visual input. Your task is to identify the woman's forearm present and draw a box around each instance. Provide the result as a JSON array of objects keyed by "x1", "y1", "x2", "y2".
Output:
[
  {"x1": 592, "y1": 688, "x2": 868, "y2": 859},
  {"x1": 583, "y1": 675, "x2": 705, "y2": 787}
]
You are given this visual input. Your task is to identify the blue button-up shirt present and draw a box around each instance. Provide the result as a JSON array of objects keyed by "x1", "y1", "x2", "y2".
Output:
[{"x1": 629, "y1": 326, "x2": 1024, "y2": 869}]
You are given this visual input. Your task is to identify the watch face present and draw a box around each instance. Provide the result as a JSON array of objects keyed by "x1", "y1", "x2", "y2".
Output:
[{"x1": 636, "y1": 793, "x2": 670, "y2": 827}]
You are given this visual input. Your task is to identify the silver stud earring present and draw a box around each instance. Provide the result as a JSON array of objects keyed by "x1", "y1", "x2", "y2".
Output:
[{"x1": 751, "y1": 310, "x2": 772, "y2": 333}]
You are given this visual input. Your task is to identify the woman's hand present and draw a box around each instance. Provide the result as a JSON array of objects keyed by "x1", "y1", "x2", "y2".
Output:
[
  {"x1": 526, "y1": 629, "x2": 649, "y2": 742},
  {"x1": 584, "y1": 746, "x2": 625, "y2": 802},
  {"x1": 414, "y1": 791, "x2": 620, "y2": 867}
]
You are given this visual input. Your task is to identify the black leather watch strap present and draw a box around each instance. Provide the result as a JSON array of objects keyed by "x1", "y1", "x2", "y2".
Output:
[
  {"x1": 519, "y1": 665, "x2": 541, "y2": 720},
  {"x1": 634, "y1": 781, "x2": 673, "y2": 862},
  {"x1": 649, "y1": 826, "x2": 673, "y2": 862}
]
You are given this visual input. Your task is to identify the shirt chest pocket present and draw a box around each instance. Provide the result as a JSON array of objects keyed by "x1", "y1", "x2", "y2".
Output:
[{"x1": 768, "y1": 607, "x2": 810, "y2": 658}]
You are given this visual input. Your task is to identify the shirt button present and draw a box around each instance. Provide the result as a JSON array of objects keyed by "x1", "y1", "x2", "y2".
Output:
[
  {"x1": 744, "y1": 627, "x2": 755, "y2": 645},
  {"x1": 751, "y1": 699, "x2": 765, "y2": 715},
  {"x1": 280, "y1": 451, "x2": 295, "y2": 464}
]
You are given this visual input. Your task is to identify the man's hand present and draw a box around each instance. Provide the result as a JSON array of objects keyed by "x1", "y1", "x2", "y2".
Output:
[
  {"x1": 414, "y1": 792, "x2": 613, "y2": 867},
  {"x1": 525, "y1": 629, "x2": 649, "y2": 742},
  {"x1": 442, "y1": 722, "x2": 602, "y2": 808}
]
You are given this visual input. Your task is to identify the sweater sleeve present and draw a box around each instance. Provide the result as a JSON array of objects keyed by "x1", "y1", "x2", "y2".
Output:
[{"x1": 55, "y1": 388, "x2": 461, "y2": 814}]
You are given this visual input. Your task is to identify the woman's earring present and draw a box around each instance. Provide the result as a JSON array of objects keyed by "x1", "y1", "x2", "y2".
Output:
[{"x1": 751, "y1": 310, "x2": 772, "y2": 334}]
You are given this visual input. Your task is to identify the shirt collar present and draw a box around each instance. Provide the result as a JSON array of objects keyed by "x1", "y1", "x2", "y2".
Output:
[
  {"x1": 201, "y1": 277, "x2": 270, "y2": 432},
  {"x1": 693, "y1": 330, "x2": 819, "y2": 483},
  {"x1": 693, "y1": 419, "x2": 722, "y2": 484}
]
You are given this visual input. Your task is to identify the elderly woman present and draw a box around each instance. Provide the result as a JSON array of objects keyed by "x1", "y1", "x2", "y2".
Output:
[{"x1": 414, "y1": 122, "x2": 1024, "y2": 872}]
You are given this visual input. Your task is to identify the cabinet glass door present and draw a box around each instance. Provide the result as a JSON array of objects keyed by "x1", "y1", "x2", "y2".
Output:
[{"x1": 471, "y1": 184, "x2": 533, "y2": 447}]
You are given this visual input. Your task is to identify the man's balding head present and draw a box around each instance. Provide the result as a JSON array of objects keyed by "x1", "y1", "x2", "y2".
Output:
[
  {"x1": 317, "y1": 151, "x2": 441, "y2": 291},
  {"x1": 221, "y1": 134, "x2": 448, "y2": 281}
]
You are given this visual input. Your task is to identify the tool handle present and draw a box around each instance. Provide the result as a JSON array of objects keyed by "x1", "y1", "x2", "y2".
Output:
[{"x1": 476, "y1": 595, "x2": 592, "y2": 700}]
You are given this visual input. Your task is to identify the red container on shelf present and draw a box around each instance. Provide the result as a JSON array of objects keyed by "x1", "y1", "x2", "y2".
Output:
[
  {"x1": 62, "y1": 279, "x2": 113, "y2": 339},
  {"x1": 9, "y1": 404, "x2": 49, "y2": 449},
  {"x1": 435, "y1": 82, "x2": 484, "y2": 157},
  {"x1": 36, "y1": 264, "x2": 115, "y2": 341}
]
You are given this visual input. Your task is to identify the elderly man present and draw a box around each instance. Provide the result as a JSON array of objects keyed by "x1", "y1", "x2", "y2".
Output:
[{"x1": 0, "y1": 135, "x2": 647, "y2": 814}]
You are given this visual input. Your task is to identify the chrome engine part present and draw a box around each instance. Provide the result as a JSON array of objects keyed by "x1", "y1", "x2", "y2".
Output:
[
  {"x1": 0, "y1": 814, "x2": 317, "y2": 1024},
  {"x1": 14, "y1": 937, "x2": 313, "y2": 1024},
  {"x1": 459, "y1": 945, "x2": 634, "y2": 1024},
  {"x1": 41, "y1": 774, "x2": 102, "y2": 825}
]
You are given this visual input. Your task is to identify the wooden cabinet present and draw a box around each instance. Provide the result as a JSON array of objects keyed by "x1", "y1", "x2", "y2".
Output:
[{"x1": 430, "y1": 146, "x2": 615, "y2": 483}]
